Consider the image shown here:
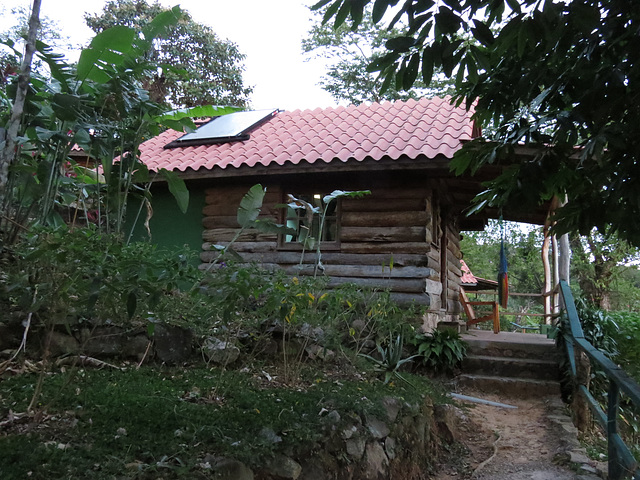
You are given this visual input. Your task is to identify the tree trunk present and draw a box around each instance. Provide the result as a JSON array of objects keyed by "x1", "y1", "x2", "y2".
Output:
[{"x1": 0, "y1": 0, "x2": 41, "y2": 205}]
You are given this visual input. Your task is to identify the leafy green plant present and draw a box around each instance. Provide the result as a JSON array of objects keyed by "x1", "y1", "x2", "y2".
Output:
[
  {"x1": 207, "y1": 184, "x2": 295, "y2": 266},
  {"x1": 360, "y1": 334, "x2": 418, "y2": 385},
  {"x1": 413, "y1": 329, "x2": 468, "y2": 374},
  {"x1": 285, "y1": 189, "x2": 370, "y2": 276},
  {"x1": 1, "y1": 226, "x2": 204, "y2": 331}
]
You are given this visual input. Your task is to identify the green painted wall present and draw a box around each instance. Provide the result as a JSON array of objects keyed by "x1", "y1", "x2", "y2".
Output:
[{"x1": 127, "y1": 185, "x2": 205, "y2": 263}]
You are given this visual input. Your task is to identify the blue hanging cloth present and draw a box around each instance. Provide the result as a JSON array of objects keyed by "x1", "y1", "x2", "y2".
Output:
[
  {"x1": 497, "y1": 216, "x2": 509, "y2": 308},
  {"x1": 498, "y1": 239, "x2": 509, "y2": 308}
]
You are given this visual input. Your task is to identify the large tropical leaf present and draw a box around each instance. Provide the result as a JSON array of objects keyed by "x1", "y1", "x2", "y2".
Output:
[
  {"x1": 77, "y1": 26, "x2": 136, "y2": 83},
  {"x1": 154, "y1": 105, "x2": 242, "y2": 132},
  {"x1": 159, "y1": 168, "x2": 189, "y2": 214},
  {"x1": 237, "y1": 184, "x2": 266, "y2": 228}
]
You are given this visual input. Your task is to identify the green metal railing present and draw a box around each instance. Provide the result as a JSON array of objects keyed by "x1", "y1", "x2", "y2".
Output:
[{"x1": 558, "y1": 280, "x2": 640, "y2": 480}]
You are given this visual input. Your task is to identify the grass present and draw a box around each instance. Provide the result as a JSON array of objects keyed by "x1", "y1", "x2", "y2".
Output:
[{"x1": 0, "y1": 363, "x2": 441, "y2": 479}]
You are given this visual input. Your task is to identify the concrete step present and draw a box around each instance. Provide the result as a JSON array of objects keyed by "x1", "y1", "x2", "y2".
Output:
[
  {"x1": 463, "y1": 354, "x2": 561, "y2": 381},
  {"x1": 463, "y1": 330, "x2": 559, "y2": 361},
  {"x1": 456, "y1": 374, "x2": 561, "y2": 398}
]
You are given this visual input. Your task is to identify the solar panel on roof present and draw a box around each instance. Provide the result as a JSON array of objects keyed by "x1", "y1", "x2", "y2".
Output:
[{"x1": 165, "y1": 109, "x2": 278, "y2": 148}]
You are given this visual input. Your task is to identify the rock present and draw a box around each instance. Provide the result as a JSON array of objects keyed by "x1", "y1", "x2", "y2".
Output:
[
  {"x1": 381, "y1": 396, "x2": 402, "y2": 422},
  {"x1": 202, "y1": 337, "x2": 240, "y2": 365},
  {"x1": 351, "y1": 319, "x2": 367, "y2": 333},
  {"x1": 259, "y1": 427, "x2": 282, "y2": 444},
  {"x1": 306, "y1": 344, "x2": 336, "y2": 362},
  {"x1": 365, "y1": 415, "x2": 390, "y2": 439},
  {"x1": 154, "y1": 324, "x2": 192, "y2": 364},
  {"x1": 434, "y1": 404, "x2": 464, "y2": 443},
  {"x1": 341, "y1": 425, "x2": 357, "y2": 439},
  {"x1": 346, "y1": 437, "x2": 366, "y2": 459},
  {"x1": 83, "y1": 328, "x2": 125, "y2": 356},
  {"x1": 211, "y1": 458, "x2": 254, "y2": 480},
  {"x1": 264, "y1": 454, "x2": 302, "y2": 479},
  {"x1": 46, "y1": 331, "x2": 79, "y2": 356},
  {"x1": 299, "y1": 453, "x2": 338, "y2": 480},
  {"x1": 122, "y1": 335, "x2": 150, "y2": 360},
  {"x1": 325, "y1": 410, "x2": 341, "y2": 424},
  {"x1": 299, "y1": 324, "x2": 326, "y2": 344},
  {"x1": 363, "y1": 442, "x2": 389, "y2": 479},
  {"x1": 384, "y1": 437, "x2": 397, "y2": 460}
]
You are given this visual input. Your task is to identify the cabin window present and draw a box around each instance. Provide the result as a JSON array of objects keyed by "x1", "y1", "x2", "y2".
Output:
[{"x1": 281, "y1": 193, "x2": 339, "y2": 246}]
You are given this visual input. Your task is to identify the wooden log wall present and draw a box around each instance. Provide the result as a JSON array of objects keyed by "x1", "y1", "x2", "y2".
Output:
[{"x1": 200, "y1": 181, "x2": 464, "y2": 313}]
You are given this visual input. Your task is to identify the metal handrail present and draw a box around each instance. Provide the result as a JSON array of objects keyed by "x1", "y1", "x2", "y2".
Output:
[{"x1": 557, "y1": 280, "x2": 640, "y2": 480}]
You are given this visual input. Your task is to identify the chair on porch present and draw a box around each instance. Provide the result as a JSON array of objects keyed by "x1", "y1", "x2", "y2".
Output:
[{"x1": 460, "y1": 287, "x2": 500, "y2": 334}]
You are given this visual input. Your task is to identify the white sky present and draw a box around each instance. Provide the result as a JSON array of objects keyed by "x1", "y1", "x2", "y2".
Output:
[{"x1": 0, "y1": 0, "x2": 339, "y2": 111}]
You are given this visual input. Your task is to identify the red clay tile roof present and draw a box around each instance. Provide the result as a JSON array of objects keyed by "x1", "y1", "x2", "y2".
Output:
[
  {"x1": 461, "y1": 259, "x2": 499, "y2": 290},
  {"x1": 139, "y1": 96, "x2": 476, "y2": 174},
  {"x1": 460, "y1": 259, "x2": 477, "y2": 285}
]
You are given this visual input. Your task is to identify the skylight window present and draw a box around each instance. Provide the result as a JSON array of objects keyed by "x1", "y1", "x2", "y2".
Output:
[{"x1": 165, "y1": 109, "x2": 277, "y2": 148}]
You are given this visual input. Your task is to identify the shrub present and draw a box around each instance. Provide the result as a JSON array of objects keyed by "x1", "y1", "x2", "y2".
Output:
[{"x1": 413, "y1": 329, "x2": 468, "y2": 374}]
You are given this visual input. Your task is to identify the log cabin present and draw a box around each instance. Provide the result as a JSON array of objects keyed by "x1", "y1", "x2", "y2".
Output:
[{"x1": 136, "y1": 97, "x2": 531, "y2": 329}]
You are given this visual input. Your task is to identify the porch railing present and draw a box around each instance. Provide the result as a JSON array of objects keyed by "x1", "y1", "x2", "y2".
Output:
[{"x1": 558, "y1": 280, "x2": 640, "y2": 480}]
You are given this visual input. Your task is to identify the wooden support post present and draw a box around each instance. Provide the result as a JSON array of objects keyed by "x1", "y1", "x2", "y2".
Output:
[
  {"x1": 607, "y1": 381, "x2": 622, "y2": 480},
  {"x1": 573, "y1": 348, "x2": 592, "y2": 432},
  {"x1": 542, "y1": 223, "x2": 552, "y2": 325}
]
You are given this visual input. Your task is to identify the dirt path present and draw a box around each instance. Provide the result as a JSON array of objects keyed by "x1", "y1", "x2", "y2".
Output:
[{"x1": 433, "y1": 390, "x2": 605, "y2": 480}]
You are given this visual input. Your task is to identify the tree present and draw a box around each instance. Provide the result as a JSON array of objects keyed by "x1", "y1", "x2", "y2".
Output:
[
  {"x1": 0, "y1": 4, "x2": 69, "y2": 84},
  {"x1": 0, "y1": 0, "x2": 41, "y2": 205},
  {"x1": 461, "y1": 221, "x2": 546, "y2": 320},
  {"x1": 0, "y1": 5, "x2": 237, "y2": 243},
  {"x1": 85, "y1": 0, "x2": 252, "y2": 108},
  {"x1": 302, "y1": 5, "x2": 454, "y2": 105},
  {"x1": 570, "y1": 230, "x2": 640, "y2": 311},
  {"x1": 318, "y1": 0, "x2": 640, "y2": 246}
]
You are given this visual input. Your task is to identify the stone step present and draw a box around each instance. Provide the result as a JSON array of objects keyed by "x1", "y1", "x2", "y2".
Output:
[
  {"x1": 456, "y1": 373, "x2": 561, "y2": 398},
  {"x1": 462, "y1": 354, "x2": 560, "y2": 381},
  {"x1": 463, "y1": 331, "x2": 559, "y2": 361}
]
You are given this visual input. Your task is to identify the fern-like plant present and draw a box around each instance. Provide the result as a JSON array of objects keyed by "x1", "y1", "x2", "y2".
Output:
[{"x1": 414, "y1": 329, "x2": 467, "y2": 374}]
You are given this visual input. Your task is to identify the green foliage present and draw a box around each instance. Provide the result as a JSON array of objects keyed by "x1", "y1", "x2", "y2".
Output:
[
  {"x1": 609, "y1": 311, "x2": 640, "y2": 382},
  {"x1": 84, "y1": 0, "x2": 252, "y2": 108},
  {"x1": 413, "y1": 329, "x2": 467, "y2": 374},
  {"x1": 303, "y1": 4, "x2": 455, "y2": 105},
  {"x1": 1, "y1": 227, "x2": 204, "y2": 329},
  {"x1": 320, "y1": 0, "x2": 640, "y2": 246},
  {"x1": 1, "y1": 8, "x2": 204, "y2": 241},
  {"x1": 570, "y1": 229, "x2": 640, "y2": 311},
  {"x1": 0, "y1": 366, "x2": 436, "y2": 478},
  {"x1": 359, "y1": 333, "x2": 418, "y2": 385},
  {"x1": 559, "y1": 300, "x2": 640, "y2": 456},
  {"x1": 286, "y1": 189, "x2": 370, "y2": 276},
  {"x1": 461, "y1": 220, "x2": 544, "y2": 296}
]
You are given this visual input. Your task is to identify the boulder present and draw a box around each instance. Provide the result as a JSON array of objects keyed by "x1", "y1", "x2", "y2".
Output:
[
  {"x1": 202, "y1": 337, "x2": 240, "y2": 365},
  {"x1": 154, "y1": 324, "x2": 192, "y2": 364}
]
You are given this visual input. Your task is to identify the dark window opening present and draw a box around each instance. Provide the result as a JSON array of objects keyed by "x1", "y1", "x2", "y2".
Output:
[{"x1": 282, "y1": 193, "x2": 339, "y2": 246}]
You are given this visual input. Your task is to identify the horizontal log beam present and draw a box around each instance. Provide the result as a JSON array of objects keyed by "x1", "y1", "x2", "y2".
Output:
[
  {"x1": 341, "y1": 211, "x2": 427, "y2": 227},
  {"x1": 205, "y1": 188, "x2": 281, "y2": 205},
  {"x1": 341, "y1": 198, "x2": 425, "y2": 212},
  {"x1": 202, "y1": 228, "x2": 277, "y2": 243},
  {"x1": 203, "y1": 203, "x2": 281, "y2": 217},
  {"x1": 326, "y1": 276, "x2": 424, "y2": 293},
  {"x1": 201, "y1": 241, "x2": 277, "y2": 254},
  {"x1": 340, "y1": 242, "x2": 429, "y2": 254},
  {"x1": 280, "y1": 264, "x2": 437, "y2": 279},
  {"x1": 390, "y1": 292, "x2": 431, "y2": 306},
  {"x1": 199, "y1": 250, "x2": 430, "y2": 267},
  {"x1": 341, "y1": 226, "x2": 426, "y2": 243}
]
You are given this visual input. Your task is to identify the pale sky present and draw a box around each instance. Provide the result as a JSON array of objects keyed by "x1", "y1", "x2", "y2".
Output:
[{"x1": 0, "y1": 0, "x2": 339, "y2": 111}]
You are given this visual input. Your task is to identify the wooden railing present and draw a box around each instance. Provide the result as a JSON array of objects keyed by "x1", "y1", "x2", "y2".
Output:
[{"x1": 558, "y1": 280, "x2": 640, "y2": 480}]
